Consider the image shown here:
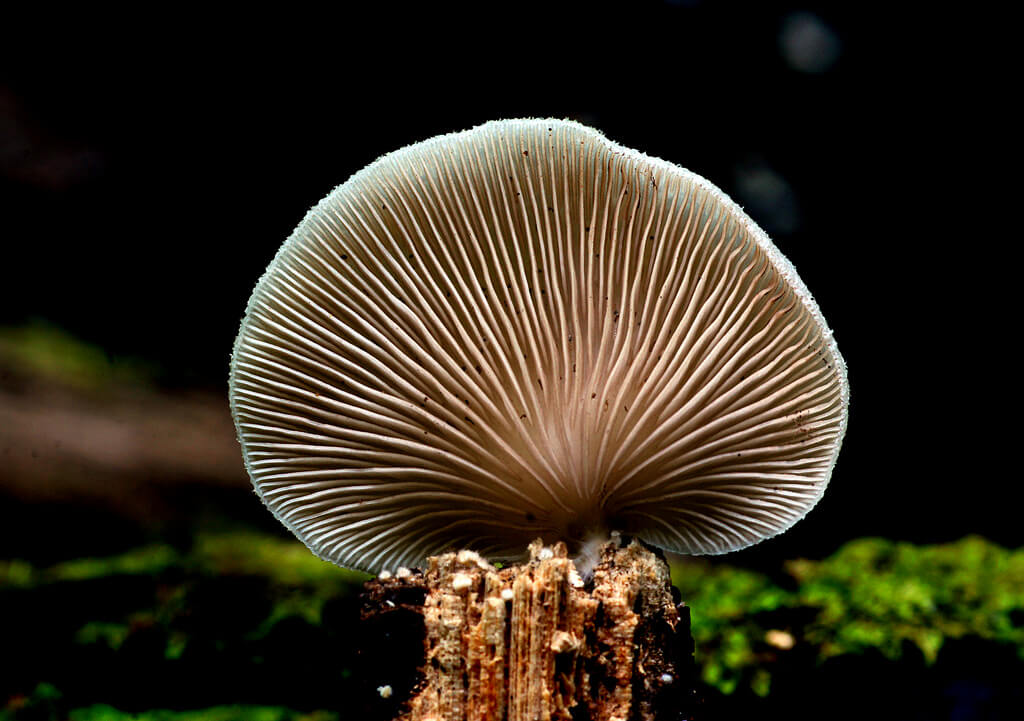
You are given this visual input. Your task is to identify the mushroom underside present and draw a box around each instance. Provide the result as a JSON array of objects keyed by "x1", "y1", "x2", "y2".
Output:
[{"x1": 229, "y1": 119, "x2": 848, "y2": 573}]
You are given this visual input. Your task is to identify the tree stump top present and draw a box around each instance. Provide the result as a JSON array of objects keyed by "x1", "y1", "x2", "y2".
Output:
[{"x1": 361, "y1": 537, "x2": 697, "y2": 721}]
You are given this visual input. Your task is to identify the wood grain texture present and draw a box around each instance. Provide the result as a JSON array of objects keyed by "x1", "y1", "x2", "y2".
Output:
[{"x1": 361, "y1": 537, "x2": 697, "y2": 721}]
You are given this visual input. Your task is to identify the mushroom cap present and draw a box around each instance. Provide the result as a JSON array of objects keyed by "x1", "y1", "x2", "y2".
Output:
[{"x1": 229, "y1": 119, "x2": 849, "y2": 573}]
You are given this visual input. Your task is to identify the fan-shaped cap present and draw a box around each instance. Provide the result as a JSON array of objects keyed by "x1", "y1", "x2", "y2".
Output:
[{"x1": 229, "y1": 119, "x2": 848, "y2": 573}]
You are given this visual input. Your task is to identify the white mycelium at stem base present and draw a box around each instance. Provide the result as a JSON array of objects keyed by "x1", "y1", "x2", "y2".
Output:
[{"x1": 229, "y1": 119, "x2": 849, "y2": 574}]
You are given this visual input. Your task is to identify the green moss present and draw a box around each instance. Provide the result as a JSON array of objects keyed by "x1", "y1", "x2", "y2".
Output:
[
  {"x1": 3, "y1": 531, "x2": 371, "y2": 666},
  {"x1": 67, "y1": 706, "x2": 338, "y2": 721},
  {"x1": 5, "y1": 532, "x2": 1021, "y2": 707},
  {"x1": 51, "y1": 546, "x2": 181, "y2": 583},
  {"x1": 788, "y1": 535, "x2": 1024, "y2": 662},
  {"x1": 0, "y1": 321, "x2": 156, "y2": 390},
  {"x1": 1, "y1": 533, "x2": 369, "y2": 592},
  {"x1": 671, "y1": 535, "x2": 1024, "y2": 695},
  {"x1": 189, "y1": 532, "x2": 370, "y2": 587},
  {"x1": 187, "y1": 532, "x2": 370, "y2": 636},
  {"x1": 74, "y1": 622, "x2": 132, "y2": 650},
  {"x1": 1, "y1": 545, "x2": 180, "y2": 590},
  {"x1": 0, "y1": 559, "x2": 34, "y2": 588},
  {"x1": 672, "y1": 559, "x2": 789, "y2": 693},
  {"x1": 2, "y1": 696, "x2": 340, "y2": 721}
]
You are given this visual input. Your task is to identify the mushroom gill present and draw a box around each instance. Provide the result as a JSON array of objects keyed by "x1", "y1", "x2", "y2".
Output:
[{"x1": 229, "y1": 119, "x2": 849, "y2": 573}]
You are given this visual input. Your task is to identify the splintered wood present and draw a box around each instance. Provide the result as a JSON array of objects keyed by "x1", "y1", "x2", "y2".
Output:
[{"x1": 363, "y1": 538, "x2": 695, "y2": 721}]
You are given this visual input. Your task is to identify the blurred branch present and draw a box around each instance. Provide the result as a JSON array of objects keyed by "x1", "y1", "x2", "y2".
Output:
[{"x1": 0, "y1": 324, "x2": 246, "y2": 518}]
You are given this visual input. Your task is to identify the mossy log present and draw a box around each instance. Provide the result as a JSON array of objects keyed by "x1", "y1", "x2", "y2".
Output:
[{"x1": 360, "y1": 537, "x2": 697, "y2": 721}]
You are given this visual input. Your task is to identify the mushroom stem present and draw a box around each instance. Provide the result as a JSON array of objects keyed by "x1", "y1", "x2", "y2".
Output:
[{"x1": 574, "y1": 526, "x2": 612, "y2": 578}]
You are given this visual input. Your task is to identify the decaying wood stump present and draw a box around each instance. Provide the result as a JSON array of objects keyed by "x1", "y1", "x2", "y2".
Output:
[{"x1": 360, "y1": 536, "x2": 697, "y2": 721}]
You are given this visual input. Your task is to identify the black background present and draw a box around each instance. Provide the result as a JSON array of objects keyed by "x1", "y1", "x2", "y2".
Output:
[{"x1": 1, "y1": 2, "x2": 1013, "y2": 562}]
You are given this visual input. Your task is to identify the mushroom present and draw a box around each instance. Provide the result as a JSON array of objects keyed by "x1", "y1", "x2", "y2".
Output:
[{"x1": 229, "y1": 119, "x2": 848, "y2": 574}]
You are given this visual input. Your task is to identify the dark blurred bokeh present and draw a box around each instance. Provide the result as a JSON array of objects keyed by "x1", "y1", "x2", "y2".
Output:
[
  {"x1": 2, "y1": 1, "x2": 1009, "y2": 552},
  {"x1": 0, "y1": 2, "x2": 1015, "y2": 719}
]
